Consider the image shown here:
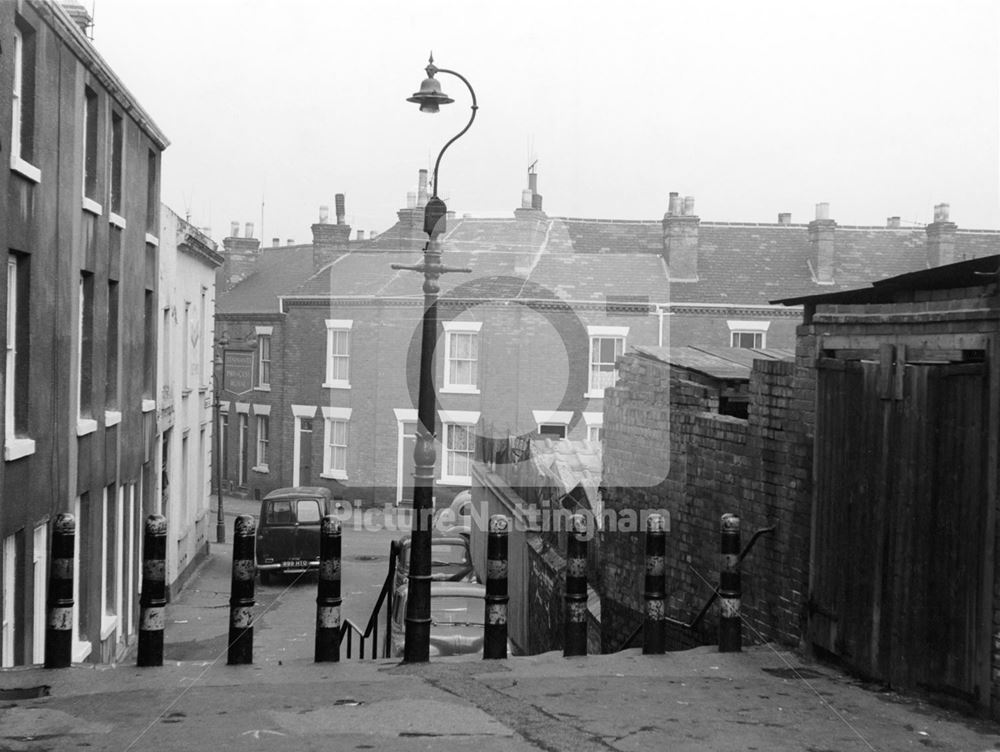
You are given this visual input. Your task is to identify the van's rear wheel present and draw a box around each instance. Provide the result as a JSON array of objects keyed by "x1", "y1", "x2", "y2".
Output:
[{"x1": 260, "y1": 570, "x2": 273, "y2": 586}]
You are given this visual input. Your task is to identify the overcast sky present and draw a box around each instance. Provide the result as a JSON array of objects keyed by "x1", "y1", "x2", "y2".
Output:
[{"x1": 89, "y1": 0, "x2": 999, "y2": 245}]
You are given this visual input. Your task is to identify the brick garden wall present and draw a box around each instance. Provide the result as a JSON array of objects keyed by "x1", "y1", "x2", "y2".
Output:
[{"x1": 600, "y1": 339, "x2": 816, "y2": 652}]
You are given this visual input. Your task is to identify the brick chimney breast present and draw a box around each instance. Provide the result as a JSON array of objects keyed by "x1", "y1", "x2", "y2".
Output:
[
  {"x1": 220, "y1": 223, "x2": 262, "y2": 291},
  {"x1": 808, "y1": 202, "x2": 836, "y2": 284},
  {"x1": 926, "y1": 203, "x2": 957, "y2": 267},
  {"x1": 662, "y1": 192, "x2": 699, "y2": 281}
]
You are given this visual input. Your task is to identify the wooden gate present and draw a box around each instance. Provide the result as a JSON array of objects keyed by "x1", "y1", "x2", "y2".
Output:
[{"x1": 810, "y1": 355, "x2": 990, "y2": 704}]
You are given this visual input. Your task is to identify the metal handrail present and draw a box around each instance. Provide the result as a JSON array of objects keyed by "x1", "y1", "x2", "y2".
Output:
[
  {"x1": 339, "y1": 539, "x2": 399, "y2": 659},
  {"x1": 613, "y1": 525, "x2": 776, "y2": 652}
]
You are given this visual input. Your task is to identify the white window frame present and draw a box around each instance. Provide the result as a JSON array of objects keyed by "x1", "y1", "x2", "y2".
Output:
[
  {"x1": 76, "y1": 276, "x2": 97, "y2": 436},
  {"x1": 291, "y1": 405, "x2": 317, "y2": 487},
  {"x1": 321, "y1": 406, "x2": 352, "y2": 480},
  {"x1": 1, "y1": 533, "x2": 14, "y2": 667},
  {"x1": 442, "y1": 320, "x2": 481, "y2": 394},
  {"x1": 99, "y1": 486, "x2": 118, "y2": 641},
  {"x1": 583, "y1": 411, "x2": 604, "y2": 443},
  {"x1": 81, "y1": 86, "x2": 102, "y2": 216},
  {"x1": 5, "y1": 255, "x2": 35, "y2": 460},
  {"x1": 253, "y1": 405, "x2": 271, "y2": 472},
  {"x1": 726, "y1": 320, "x2": 770, "y2": 350},
  {"x1": 32, "y1": 522, "x2": 46, "y2": 663},
  {"x1": 72, "y1": 495, "x2": 92, "y2": 662},
  {"x1": 10, "y1": 24, "x2": 40, "y2": 183},
  {"x1": 532, "y1": 410, "x2": 573, "y2": 438},
  {"x1": 255, "y1": 326, "x2": 273, "y2": 390},
  {"x1": 324, "y1": 320, "x2": 352, "y2": 389},
  {"x1": 439, "y1": 410, "x2": 480, "y2": 486},
  {"x1": 586, "y1": 325, "x2": 628, "y2": 399},
  {"x1": 394, "y1": 408, "x2": 419, "y2": 505}
]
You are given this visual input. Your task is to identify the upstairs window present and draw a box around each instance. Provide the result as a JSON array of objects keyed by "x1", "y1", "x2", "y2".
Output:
[
  {"x1": 727, "y1": 320, "x2": 770, "y2": 350},
  {"x1": 146, "y1": 150, "x2": 158, "y2": 234},
  {"x1": 255, "y1": 328, "x2": 272, "y2": 389},
  {"x1": 586, "y1": 326, "x2": 628, "y2": 398},
  {"x1": 110, "y1": 113, "x2": 123, "y2": 215},
  {"x1": 324, "y1": 320, "x2": 352, "y2": 389},
  {"x1": 78, "y1": 273, "x2": 95, "y2": 421},
  {"x1": 11, "y1": 19, "x2": 37, "y2": 174},
  {"x1": 442, "y1": 321, "x2": 481, "y2": 393},
  {"x1": 105, "y1": 281, "x2": 119, "y2": 408},
  {"x1": 83, "y1": 87, "x2": 98, "y2": 203},
  {"x1": 5, "y1": 253, "x2": 31, "y2": 455}
]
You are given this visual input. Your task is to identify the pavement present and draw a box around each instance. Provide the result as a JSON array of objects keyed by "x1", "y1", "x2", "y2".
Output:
[{"x1": 2, "y1": 497, "x2": 1000, "y2": 751}]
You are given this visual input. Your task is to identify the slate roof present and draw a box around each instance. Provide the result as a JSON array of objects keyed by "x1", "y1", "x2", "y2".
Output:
[{"x1": 219, "y1": 213, "x2": 1000, "y2": 313}]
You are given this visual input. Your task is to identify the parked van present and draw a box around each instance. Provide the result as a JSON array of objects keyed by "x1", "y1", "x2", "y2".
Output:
[{"x1": 255, "y1": 486, "x2": 337, "y2": 583}]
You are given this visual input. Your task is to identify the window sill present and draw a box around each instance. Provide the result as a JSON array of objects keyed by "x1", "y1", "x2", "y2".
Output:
[
  {"x1": 10, "y1": 155, "x2": 41, "y2": 183},
  {"x1": 181, "y1": 388, "x2": 193, "y2": 397},
  {"x1": 320, "y1": 470, "x2": 347, "y2": 481},
  {"x1": 441, "y1": 385, "x2": 480, "y2": 395},
  {"x1": 109, "y1": 212, "x2": 127, "y2": 229},
  {"x1": 142, "y1": 399, "x2": 156, "y2": 413},
  {"x1": 198, "y1": 386, "x2": 208, "y2": 394},
  {"x1": 76, "y1": 418, "x2": 98, "y2": 437},
  {"x1": 100, "y1": 613, "x2": 119, "y2": 641},
  {"x1": 252, "y1": 464, "x2": 269, "y2": 474},
  {"x1": 440, "y1": 475, "x2": 472, "y2": 486},
  {"x1": 145, "y1": 233, "x2": 159, "y2": 247},
  {"x1": 4, "y1": 437, "x2": 36, "y2": 462},
  {"x1": 82, "y1": 196, "x2": 103, "y2": 216},
  {"x1": 104, "y1": 410, "x2": 122, "y2": 427},
  {"x1": 72, "y1": 639, "x2": 92, "y2": 664},
  {"x1": 322, "y1": 381, "x2": 351, "y2": 390},
  {"x1": 254, "y1": 384, "x2": 271, "y2": 392},
  {"x1": 584, "y1": 390, "x2": 607, "y2": 400}
]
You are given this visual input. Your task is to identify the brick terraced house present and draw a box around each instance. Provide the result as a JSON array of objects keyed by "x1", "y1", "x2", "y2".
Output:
[{"x1": 214, "y1": 169, "x2": 1000, "y2": 507}]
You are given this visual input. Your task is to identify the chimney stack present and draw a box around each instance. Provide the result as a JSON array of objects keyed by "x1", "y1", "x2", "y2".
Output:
[
  {"x1": 220, "y1": 220, "x2": 262, "y2": 291},
  {"x1": 286, "y1": 238, "x2": 294, "y2": 246},
  {"x1": 778, "y1": 212, "x2": 792, "y2": 225},
  {"x1": 319, "y1": 205, "x2": 330, "y2": 224},
  {"x1": 357, "y1": 230, "x2": 365, "y2": 241},
  {"x1": 521, "y1": 189, "x2": 533, "y2": 209},
  {"x1": 335, "y1": 193, "x2": 346, "y2": 225},
  {"x1": 313, "y1": 193, "x2": 351, "y2": 270},
  {"x1": 417, "y1": 169, "x2": 429, "y2": 207},
  {"x1": 808, "y1": 202, "x2": 836, "y2": 283},
  {"x1": 406, "y1": 191, "x2": 417, "y2": 209},
  {"x1": 61, "y1": 2, "x2": 93, "y2": 36},
  {"x1": 515, "y1": 163, "x2": 546, "y2": 220},
  {"x1": 272, "y1": 237, "x2": 280, "y2": 247},
  {"x1": 886, "y1": 216, "x2": 901, "y2": 229},
  {"x1": 663, "y1": 191, "x2": 700, "y2": 280},
  {"x1": 926, "y1": 202, "x2": 957, "y2": 267}
]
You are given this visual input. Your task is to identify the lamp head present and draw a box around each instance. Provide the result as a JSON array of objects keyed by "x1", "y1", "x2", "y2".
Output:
[{"x1": 407, "y1": 54, "x2": 454, "y2": 113}]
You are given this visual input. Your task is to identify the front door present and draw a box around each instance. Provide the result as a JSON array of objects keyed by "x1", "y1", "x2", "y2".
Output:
[
  {"x1": 299, "y1": 419, "x2": 313, "y2": 486},
  {"x1": 238, "y1": 414, "x2": 249, "y2": 487}
]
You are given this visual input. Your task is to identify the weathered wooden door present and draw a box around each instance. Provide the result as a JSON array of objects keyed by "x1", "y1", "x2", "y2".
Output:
[{"x1": 811, "y1": 356, "x2": 989, "y2": 703}]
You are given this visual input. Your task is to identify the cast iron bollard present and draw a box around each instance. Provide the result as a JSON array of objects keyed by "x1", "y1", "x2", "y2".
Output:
[
  {"x1": 643, "y1": 513, "x2": 667, "y2": 654},
  {"x1": 484, "y1": 514, "x2": 509, "y2": 659},
  {"x1": 137, "y1": 514, "x2": 167, "y2": 666},
  {"x1": 227, "y1": 514, "x2": 256, "y2": 665},
  {"x1": 44, "y1": 513, "x2": 75, "y2": 668},
  {"x1": 719, "y1": 513, "x2": 742, "y2": 653},
  {"x1": 315, "y1": 515, "x2": 342, "y2": 662},
  {"x1": 563, "y1": 513, "x2": 588, "y2": 657}
]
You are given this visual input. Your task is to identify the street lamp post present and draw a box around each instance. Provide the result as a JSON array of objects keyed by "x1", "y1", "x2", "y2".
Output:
[
  {"x1": 214, "y1": 332, "x2": 230, "y2": 544},
  {"x1": 394, "y1": 55, "x2": 477, "y2": 662}
]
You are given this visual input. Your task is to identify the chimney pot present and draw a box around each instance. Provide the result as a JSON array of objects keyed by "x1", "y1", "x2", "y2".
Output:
[
  {"x1": 532, "y1": 193, "x2": 543, "y2": 211},
  {"x1": 244, "y1": 222, "x2": 254, "y2": 239},
  {"x1": 230, "y1": 221, "x2": 240, "y2": 238},
  {"x1": 319, "y1": 205, "x2": 330, "y2": 224},
  {"x1": 521, "y1": 189, "x2": 533, "y2": 209},
  {"x1": 286, "y1": 238, "x2": 294, "y2": 245},
  {"x1": 272, "y1": 237, "x2": 280, "y2": 247},
  {"x1": 356, "y1": 230, "x2": 365, "y2": 241},
  {"x1": 668, "y1": 192, "x2": 680, "y2": 216},
  {"x1": 887, "y1": 216, "x2": 901, "y2": 229},
  {"x1": 406, "y1": 192, "x2": 417, "y2": 209},
  {"x1": 815, "y1": 203, "x2": 830, "y2": 221},
  {"x1": 528, "y1": 171, "x2": 538, "y2": 195},
  {"x1": 335, "y1": 194, "x2": 346, "y2": 224},
  {"x1": 778, "y1": 212, "x2": 792, "y2": 225},
  {"x1": 934, "y1": 203, "x2": 950, "y2": 223},
  {"x1": 683, "y1": 196, "x2": 695, "y2": 216}
]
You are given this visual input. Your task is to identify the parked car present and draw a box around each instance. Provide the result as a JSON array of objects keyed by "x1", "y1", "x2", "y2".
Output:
[
  {"x1": 389, "y1": 581, "x2": 513, "y2": 658},
  {"x1": 393, "y1": 535, "x2": 475, "y2": 593},
  {"x1": 255, "y1": 486, "x2": 339, "y2": 583},
  {"x1": 432, "y1": 490, "x2": 474, "y2": 537}
]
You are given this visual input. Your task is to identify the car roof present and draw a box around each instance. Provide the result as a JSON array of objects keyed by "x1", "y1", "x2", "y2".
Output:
[
  {"x1": 261, "y1": 486, "x2": 332, "y2": 501},
  {"x1": 394, "y1": 581, "x2": 485, "y2": 602},
  {"x1": 398, "y1": 535, "x2": 469, "y2": 549}
]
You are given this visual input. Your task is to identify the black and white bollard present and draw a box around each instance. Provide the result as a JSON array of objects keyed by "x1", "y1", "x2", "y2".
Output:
[
  {"x1": 44, "y1": 513, "x2": 75, "y2": 669},
  {"x1": 315, "y1": 515, "x2": 342, "y2": 663},
  {"x1": 719, "y1": 513, "x2": 742, "y2": 653},
  {"x1": 484, "y1": 514, "x2": 509, "y2": 659},
  {"x1": 643, "y1": 513, "x2": 667, "y2": 655},
  {"x1": 137, "y1": 514, "x2": 167, "y2": 666},
  {"x1": 563, "y1": 513, "x2": 588, "y2": 657},
  {"x1": 227, "y1": 514, "x2": 256, "y2": 665}
]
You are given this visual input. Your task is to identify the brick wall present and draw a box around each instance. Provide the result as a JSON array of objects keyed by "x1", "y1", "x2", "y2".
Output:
[{"x1": 601, "y1": 342, "x2": 815, "y2": 652}]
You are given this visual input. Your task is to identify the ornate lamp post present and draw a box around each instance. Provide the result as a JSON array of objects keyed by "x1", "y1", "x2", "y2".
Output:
[{"x1": 394, "y1": 55, "x2": 476, "y2": 662}]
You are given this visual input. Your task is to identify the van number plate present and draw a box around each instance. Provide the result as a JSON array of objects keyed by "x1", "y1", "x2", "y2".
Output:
[{"x1": 283, "y1": 560, "x2": 308, "y2": 569}]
